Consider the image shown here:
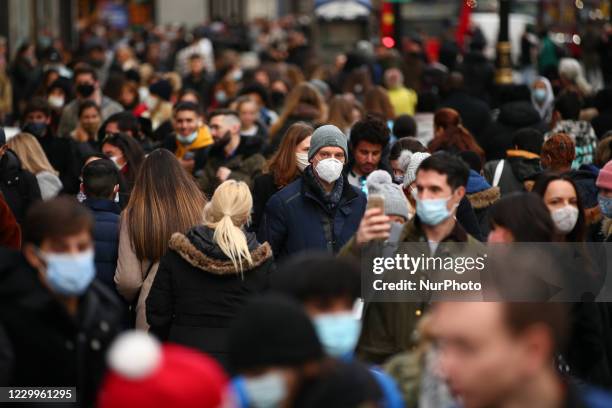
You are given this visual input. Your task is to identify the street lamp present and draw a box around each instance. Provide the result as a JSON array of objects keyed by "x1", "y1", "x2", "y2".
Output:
[{"x1": 495, "y1": 0, "x2": 513, "y2": 84}]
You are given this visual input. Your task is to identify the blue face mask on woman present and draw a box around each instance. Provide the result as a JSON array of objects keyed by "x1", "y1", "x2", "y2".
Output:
[
  {"x1": 313, "y1": 312, "x2": 362, "y2": 358},
  {"x1": 40, "y1": 249, "x2": 96, "y2": 296},
  {"x1": 177, "y1": 131, "x2": 198, "y2": 145},
  {"x1": 599, "y1": 194, "x2": 612, "y2": 218}
]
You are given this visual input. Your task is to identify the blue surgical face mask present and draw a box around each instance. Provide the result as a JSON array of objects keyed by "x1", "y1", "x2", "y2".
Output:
[
  {"x1": 243, "y1": 372, "x2": 287, "y2": 408},
  {"x1": 393, "y1": 175, "x2": 404, "y2": 185},
  {"x1": 177, "y1": 131, "x2": 198, "y2": 145},
  {"x1": 313, "y1": 312, "x2": 362, "y2": 358},
  {"x1": 533, "y1": 88, "x2": 547, "y2": 103},
  {"x1": 599, "y1": 194, "x2": 612, "y2": 218},
  {"x1": 40, "y1": 249, "x2": 95, "y2": 296},
  {"x1": 413, "y1": 191, "x2": 454, "y2": 226}
]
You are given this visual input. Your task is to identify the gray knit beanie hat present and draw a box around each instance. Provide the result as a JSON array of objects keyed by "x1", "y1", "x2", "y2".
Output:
[
  {"x1": 398, "y1": 150, "x2": 431, "y2": 189},
  {"x1": 366, "y1": 170, "x2": 410, "y2": 220},
  {"x1": 308, "y1": 125, "x2": 348, "y2": 161}
]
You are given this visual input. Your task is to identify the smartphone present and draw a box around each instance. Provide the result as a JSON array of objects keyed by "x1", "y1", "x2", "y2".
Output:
[
  {"x1": 183, "y1": 151, "x2": 195, "y2": 161},
  {"x1": 366, "y1": 194, "x2": 385, "y2": 213}
]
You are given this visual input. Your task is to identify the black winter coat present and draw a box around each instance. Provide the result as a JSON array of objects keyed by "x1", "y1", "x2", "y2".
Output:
[
  {"x1": 481, "y1": 101, "x2": 543, "y2": 161},
  {"x1": 36, "y1": 133, "x2": 81, "y2": 194},
  {"x1": 0, "y1": 248, "x2": 123, "y2": 407},
  {"x1": 0, "y1": 150, "x2": 41, "y2": 224},
  {"x1": 83, "y1": 198, "x2": 121, "y2": 292},
  {"x1": 440, "y1": 91, "x2": 492, "y2": 143},
  {"x1": 146, "y1": 226, "x2": 273, "y2": 369}
]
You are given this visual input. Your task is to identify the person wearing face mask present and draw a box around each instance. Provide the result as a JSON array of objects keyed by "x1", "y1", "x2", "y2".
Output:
[
  {"x1": 72, "y1": 101, "x2": 102, "y2": 158},
  {"x1": 259, "y1": 124, "x2": 367, "y2": 259},
  {"x1": 46, "y1": 77, "x2": 72, "y2": 133},
  {"x1": 271, "y1": 254, "x2": 404, "y2": 408},
  {"x1": 101, "y1": 132, "x2": 144, "y2": 200},
  {"x1": 197, "y1": 110, "x2": 266, "y2": 197},
  {"x1": 0, "y1": 196, "x2": 123, "y2": 406},
  {"x1": 161, "y1": 102, "x2": 212, "y2": 175},
  {"x1": 341, "y1": 153, "x2": 483, "y2": 363},
  {"x1": 531, "y1": 76, "x2": 555, "y2": 124},
  {"x1": 596, "y1": 160, "x2": 612, "y2": 242},
  {"x1": 251, "y1": 123, "x2": 313, "y2": 234},
  {"x1": 533, "y1": 172, "x2": 612, "y2": 388},
  {"x1": 22, "y1": 97, "x2": 81, "y2": 194},
  {"x1": 228, "y1": 294, "x2": 327, "y2": 408},
  {"x1": 57, "y1": 65, "x2": 122, "y2": 139}
]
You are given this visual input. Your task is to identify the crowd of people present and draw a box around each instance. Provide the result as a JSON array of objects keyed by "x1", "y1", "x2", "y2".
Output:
[{"x1": 1, "y1": 14, "x2": 612, "y2": 408}]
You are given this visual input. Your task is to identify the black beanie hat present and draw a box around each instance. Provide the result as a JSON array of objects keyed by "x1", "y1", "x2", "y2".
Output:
[
  {"x1": 149, "y1": 79, "x2": 173, "y2": 101},
  {"x1": 228, "y1": 294, "x2": 323, "y2": 373}
]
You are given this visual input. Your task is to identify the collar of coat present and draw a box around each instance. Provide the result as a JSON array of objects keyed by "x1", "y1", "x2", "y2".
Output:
[
  {"x1": 168, "y1": 232, "x2": 272, "y2": 275},
  {"x1": 506, "y1": 149, "x2": 540, "y2": 160},
  {"x1": 301, "y1": 167, "x2": 358, "y2": 211},
  {"x1": 398, "y1": 216, "x2": 474, "y2": 243},
  {"x1": 467, "y1": 186, "x2": 500, "y2": 210}
]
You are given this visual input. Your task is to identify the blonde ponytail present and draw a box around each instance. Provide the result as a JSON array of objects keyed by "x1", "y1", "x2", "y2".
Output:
[{"x1": 205, "y1": 180, "x2": 254, "y2": 273}]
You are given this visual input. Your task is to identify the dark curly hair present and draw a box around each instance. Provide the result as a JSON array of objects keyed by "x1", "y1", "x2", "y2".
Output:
[{"x1": 349, "y1": 114, "x2": 390, "y2": 150}]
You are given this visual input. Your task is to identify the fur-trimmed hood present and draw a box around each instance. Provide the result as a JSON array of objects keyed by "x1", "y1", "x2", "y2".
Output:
[
  {"x1": 602, "y1": 217, "x2": 612, "y2": 239},
  {"x1": 467, "y1": 186, "x2": 500, "y2": 210},
  {"x1": 168, "y1": 226, "x2": 272, "y2": 275}
]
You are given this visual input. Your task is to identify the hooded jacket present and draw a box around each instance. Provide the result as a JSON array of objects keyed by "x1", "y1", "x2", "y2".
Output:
[
  {"x1": 146, "y1": 225, "x2": 273, "y2": 368},
  {"x1": 161, "y1": 125, "x2": 214, "y2": 173}
]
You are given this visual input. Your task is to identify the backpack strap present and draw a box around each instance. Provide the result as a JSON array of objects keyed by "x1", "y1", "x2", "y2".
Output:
[{"x1": 492, "y1": 160, "x2": 505, "y2": 187}]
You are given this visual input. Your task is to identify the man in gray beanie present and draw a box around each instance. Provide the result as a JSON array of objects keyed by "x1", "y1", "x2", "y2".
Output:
[{"x1": 258, "y1": 124, "x2": 366, "y2": 259}]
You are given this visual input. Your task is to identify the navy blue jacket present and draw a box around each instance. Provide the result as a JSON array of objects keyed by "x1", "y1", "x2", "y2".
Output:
[
  {"x1": 83, "y1": 198, "x2": 121, "y2": 290},
  {"x1": 258, "y1": 172, "x2": 366, "y2": 259}
]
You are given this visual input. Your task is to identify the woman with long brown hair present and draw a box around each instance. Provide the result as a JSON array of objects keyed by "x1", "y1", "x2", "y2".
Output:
[
  {"x1": 363, "y1": 86, "x2": 395, "y2": 122},
  {"x1": 251, "y1": 122, "x2": 313, "y2": 233},
  {"x1": 428, "y1": 108, "x2": 486, "y2": 163},
  {"x1": 327, "y1": 95, "x2": 354, "y2": 136},
  {"x1": 114, "y1": 148, "x2": 207, "y2": 329},
  {"x1": 266, "y1": 82, "x2": 325, "y2": 155}
]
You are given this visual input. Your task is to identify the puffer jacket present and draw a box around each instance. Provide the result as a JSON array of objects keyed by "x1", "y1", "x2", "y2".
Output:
[{"x1": 146, "y1": 225, "x2": 273, "y2": 368}]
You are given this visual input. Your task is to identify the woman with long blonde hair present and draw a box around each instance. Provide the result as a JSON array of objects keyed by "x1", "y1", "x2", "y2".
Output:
[
  {"x1": 114, "y1": 148, "x2": 206, "y2": 329},
  {"x1": 147, "y1": 180, "x2": 273, "y2": 366},
  {"x1": 7, "y1": 132, "x2": 62, "y2": 200}
]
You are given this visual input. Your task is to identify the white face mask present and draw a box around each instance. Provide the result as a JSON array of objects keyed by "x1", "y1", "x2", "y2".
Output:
[
  {"x1": 315, "y1": 158, "x2": 344, "y2": 184},
  {"x1": 551, "y1": 205, "x2": 579, "y2": 234},
  {"x1": 296, "y1": 152, "x2": 309, "y2": 172},
  {"x1": 48, "y1": 95, "x2": 65, "y2": 108},
  {"x1": 145, "y1": 95, "x2": 159, "y2": 110},
  {"x1": 243, "y1": 372, "x2": 287, "y2": 408}
]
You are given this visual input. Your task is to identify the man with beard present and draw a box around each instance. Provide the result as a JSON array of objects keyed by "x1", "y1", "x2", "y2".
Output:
[
  {"x1": 197, "y1": 109, "x2": 266, "y2": 197},
  {"x1": 161, "y1": 101, "x2": 212, "y2": 175},
  {"x1": 57, "y1": 65, "x2": 122, "y2": 138},
  {"x1": 347, "y1": 115, "x2": 391, "y2": 196},
  {"x1": 22, "y1": 98, "x2": 81, "y2": 194}
]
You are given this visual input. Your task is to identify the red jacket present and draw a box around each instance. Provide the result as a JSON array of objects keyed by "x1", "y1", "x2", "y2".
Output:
[{"x1": 0, "y1": 193, "x2": 21, "y2": 249}]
